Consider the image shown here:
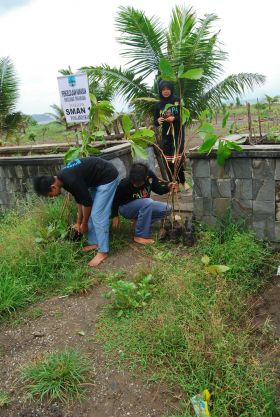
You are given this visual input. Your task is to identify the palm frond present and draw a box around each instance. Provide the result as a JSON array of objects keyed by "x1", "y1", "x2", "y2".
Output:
[
  {"x1": 202, "y1": 73, "x2": 266, "y2": 109},
  {"x1": 116, "y1": 6, "x2": 165, "y2": 78},
  {"x1": 167, "y1": 6, "x2": 196, "y2": 58},
  {"x1": 0, "y1": 57, "x2": 19, "y2": 125},
  {"x1": 81, "y1": 65, "x2": 152, "y2": 102}
]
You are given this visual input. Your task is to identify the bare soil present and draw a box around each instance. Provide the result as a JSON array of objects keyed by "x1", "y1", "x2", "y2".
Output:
[{"x1": 0, "y1": 246, "x2": 180, "y2": 417}]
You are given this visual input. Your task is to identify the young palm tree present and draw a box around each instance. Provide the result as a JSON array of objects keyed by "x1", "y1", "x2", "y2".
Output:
[
  {"x1": 82, "y1": 5, "x2": 265, "y2": 120},
  {"x1": 0, "y1": 56, "x2": 20, "y2": 139},
  {"x1": 264, "y1": 94, "x2": 279, "y2": 111},
  {"x1": 47, "y1": 104, "x2": 68, "y2": 129}
]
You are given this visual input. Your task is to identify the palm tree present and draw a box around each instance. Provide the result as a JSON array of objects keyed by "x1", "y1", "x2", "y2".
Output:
[
  {"x1": 264, "y1": 94, "x2": 279, "y2": 111},
  {"x1": 0, "y1": 56, "x2": 21, "y2": 139},
  {"x1": 82, "y1": 5, "x2": 265, "y2": 120},
  {"x1": 47, "y1": 104, "x2": 68, "y2": 129}
]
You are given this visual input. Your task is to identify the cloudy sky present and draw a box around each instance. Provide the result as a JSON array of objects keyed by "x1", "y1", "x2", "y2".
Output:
[{"x1": 0, "y1": 0, "x2": 279, "y2": 114}]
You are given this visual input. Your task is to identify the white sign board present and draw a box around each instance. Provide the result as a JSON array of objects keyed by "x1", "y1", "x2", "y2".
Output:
[{"x1": 57, "y1": 73, "x2": 91, "y2": 123}]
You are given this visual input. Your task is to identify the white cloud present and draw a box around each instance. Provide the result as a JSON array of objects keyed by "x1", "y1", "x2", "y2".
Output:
[{"x1": 0, "y1": 0, "x2": 279, "y2": 114}]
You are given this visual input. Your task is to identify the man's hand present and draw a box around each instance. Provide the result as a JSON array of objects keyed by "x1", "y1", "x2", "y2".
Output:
[
  {"x1": 165, "y1": 116, "x2": 175, "y2": 123},
  {"x1": 157, "y1": 116, "x2": 165, "y2": 125},
  {"x1": 80, "y1": 222, "x2": 88, "y2": 234},
  {"x1": 72, "y1": 223, "x2": 82, "y2": 233},
  {"x1": 112, "y1": 216, "x2": 120, "y2": 230},
  {"x1": 169, "y1": 182, "x2": 179, "y2": 192}
]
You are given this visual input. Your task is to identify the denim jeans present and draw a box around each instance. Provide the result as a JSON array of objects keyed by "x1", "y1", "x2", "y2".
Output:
[
  {"x1": 119, "y1": 198, "x2": 171, "y2": 238},
  {"x1": 87, "y1": 176, "x2": 119, "y2": 253}
]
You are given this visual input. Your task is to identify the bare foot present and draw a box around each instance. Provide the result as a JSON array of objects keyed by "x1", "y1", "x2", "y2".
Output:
[
  {"x1": 82, "y1": 244, "x2": 98, "y2": 252},
  {"x1": 88, "y1": 252, "x2": 108, "y2": 267},
  {"x1": 134, "y1": 236, "x2": 155, "y2": 245},
  {"x1": 184, "y1": 182, "x2": 191, "y2": 191}
]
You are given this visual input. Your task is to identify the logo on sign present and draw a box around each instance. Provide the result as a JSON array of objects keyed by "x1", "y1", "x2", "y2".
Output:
[{"x1": 68, "y1": 76, "x2": 76, "y2": 87}]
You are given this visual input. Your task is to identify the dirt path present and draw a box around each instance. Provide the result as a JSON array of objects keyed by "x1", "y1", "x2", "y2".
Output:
[{"x1": 0, "y1": 247, "x2": 179, "y2": 417}]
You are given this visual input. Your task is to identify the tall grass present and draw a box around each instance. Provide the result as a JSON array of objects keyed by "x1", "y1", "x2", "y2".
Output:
[
  {"x1": 0, "y1": 198, "x2": 92, "y2": 318},
  {"x1": 21, "y1": 350, "x2": 91, "y2": 401},
  {"x1": 96, "y1": 226, "x2": 278, "y2": 417}
]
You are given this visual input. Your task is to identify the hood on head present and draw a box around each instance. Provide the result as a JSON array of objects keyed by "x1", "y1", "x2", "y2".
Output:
[{"x1": 158, "y1": 80, "x2": 174, "y2": 99}]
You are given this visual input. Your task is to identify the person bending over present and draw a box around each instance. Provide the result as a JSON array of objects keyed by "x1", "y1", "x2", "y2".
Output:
[
  {"x1": 33, "y1": 156, "x2": 119, "y2": 267},
  {"x1": 112, "y1": 163, "x2": 175, "y2": 245}
]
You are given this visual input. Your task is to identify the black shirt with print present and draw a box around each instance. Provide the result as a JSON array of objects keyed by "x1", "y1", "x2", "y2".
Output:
[
  {"x1": 153, "y1": 96, "x2": 185, "y2": 155},
  {"x1": 111, "y1": 170, "x2": 169, "y2": 217},
  {"x1": 57, "y1": 156, "x2": 118, "y2": 207}
]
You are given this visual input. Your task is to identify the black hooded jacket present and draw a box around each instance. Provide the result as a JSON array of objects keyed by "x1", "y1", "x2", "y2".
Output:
[{"x1": 153, "y1": 80, "x2": 185, "y2": 156}]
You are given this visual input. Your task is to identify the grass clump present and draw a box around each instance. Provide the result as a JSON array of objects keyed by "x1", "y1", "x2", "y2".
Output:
[
  {"x1": 21, "y1": 350, "x2": 91, "y2": 402},
  {"x1": 96, "y1": 226, "x2": 278, "y2": 417},
  {"x1": 0, "y1": 390, "x2": 11, "y2": 407},
  {"x1": 0, "y1": 198, "x2": 93, "y2": 319}
]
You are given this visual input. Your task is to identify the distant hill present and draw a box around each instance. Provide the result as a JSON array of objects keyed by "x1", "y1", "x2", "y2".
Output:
[{"x1": 31, "y1": 114, "x2": 55, "y2": 124}]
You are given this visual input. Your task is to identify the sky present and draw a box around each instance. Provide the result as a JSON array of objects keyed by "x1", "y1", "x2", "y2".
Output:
[{"x1": 0, "y1": 0, "x2": 279, "y2": 115}]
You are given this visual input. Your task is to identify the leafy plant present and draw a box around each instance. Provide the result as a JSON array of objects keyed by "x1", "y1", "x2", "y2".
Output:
[
  {"x1": 197, "y1": 113, "x2": 243, "y2": 166},
  {"x1": 104, "y1": 274, "x2": 155, "y2": 317},
  {"x1": 21, "y1": 350, "x2": 91, "y2": 401},
  {"x1": 121, "y1": 114, "x2": 155, "y2": 159},
  {"x1": 64, "y1": 93, "x2": 114, "y2": 164},
  {"x1": 35, "y1": 220, "x2": 69, "y2": 244},
  {"x1": 201, "y1": 254, "x2": 230, "y2": 275}
]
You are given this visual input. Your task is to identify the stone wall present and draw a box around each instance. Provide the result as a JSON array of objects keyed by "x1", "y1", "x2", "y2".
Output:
[
  {"x1": 0, "y1": 143, "x2": 132, "y2": 210},
  {"x1": 189, "y1": 145, "x2": 280, "y2": 242}
]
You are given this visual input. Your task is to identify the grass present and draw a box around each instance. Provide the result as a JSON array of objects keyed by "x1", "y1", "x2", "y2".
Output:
[
  {"x1": 0, "y1": 390, "x2": 11, "y2": 407},
  {"x1": 0, "y1": 196, "x2": 132, "y2": 321},
  {"x1": 20, "y1": 350, "x2": 91, "y2": 401},
  {"x1": 0, "y1": 197, "x2": 93, "y2": 319},
  {"x1": 96, "y1": 225, "x2": 279, "y2": 417},
  {"x1": 23, "y1": 122, "x2": 76, "y2": 144}
]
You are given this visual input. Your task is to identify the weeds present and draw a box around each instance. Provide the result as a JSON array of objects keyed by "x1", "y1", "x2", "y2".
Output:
[
  {"x1": 0, "y1": 198, "x2": 91, "y2": 319},
  {"x1": 21, "y1": 350, "x2": 91, "y2": 402},
  {"x1": 104, "y1": 274, "x2": 155, "y2": 317},
  {"x1": 96, "y1": 225, "x2": 278, "y2": 417},
  {"x1": 0, "y1": 391, "x2": 11, "y2": 407}
]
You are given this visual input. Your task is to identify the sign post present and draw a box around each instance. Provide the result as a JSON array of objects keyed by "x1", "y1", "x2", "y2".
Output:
[{"x1": 57, "y1": 73, "x2": 91, "y2": 124}]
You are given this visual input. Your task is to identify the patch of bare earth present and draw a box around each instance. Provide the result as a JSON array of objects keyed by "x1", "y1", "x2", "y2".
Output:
[{"x1": 0, "y1": 246, "x2": 179, "y2": 417}]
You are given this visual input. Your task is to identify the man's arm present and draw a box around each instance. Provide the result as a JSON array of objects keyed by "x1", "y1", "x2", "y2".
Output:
[{"x1": 80, "y1": 205, "x2": 92, "y2": 234}]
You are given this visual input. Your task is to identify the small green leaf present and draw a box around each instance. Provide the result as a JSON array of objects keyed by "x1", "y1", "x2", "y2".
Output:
[
  {"x1": 217, "y1": 140, "x2": 231, "y2": 166},
  {"x1": 206, "y1": 265, "x2": 230, "y2": 275},
  {"x1": 226, "y1": 140, "x2": 243, "y2": 152},
  {"x1": 198, "y1": 134, "x2": 217, "y2": 154},
  {"x1": 159, "y1": 58, "x2": 176, "y2": 81},
  {"x1": 64, "y1": 147, "x2": 81, "y2": 164},
  {"x1": 199, "y1": 122, "x2": 215, "y2": 140},
  {"x1": 182, "y1": 107, "x2": 190, "y2": 125},
  {"x1": 78, "y1": 331, "x2": 85, "y2": 336},
  {"x1": 130, "y1": 142, "x2": 149, "y2": 160},
  {"x1": 201, "y1": 255, "x2": 210, "y2": 265},
  {"x1": 179, "y1": 68, "x2": 203, "y2": 80},
  {"x1": 122, "y1": 114, "x2": 133, "y2": 137},
  {"x1": 222, "y1": 111, "x2": 230, "y2": 128},
  {"x1": 178, "y1": 63, "x2": 185, "y2": 77}
]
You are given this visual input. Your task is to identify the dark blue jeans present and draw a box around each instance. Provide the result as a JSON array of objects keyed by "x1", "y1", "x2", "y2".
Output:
[{"x1": 119, "y1": 198, "x2": 171, "y2": 238}]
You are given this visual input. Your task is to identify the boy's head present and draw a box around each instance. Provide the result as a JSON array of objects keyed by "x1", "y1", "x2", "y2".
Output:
[
  {"x1": 129, "y1": 163, "x2": 148, "y2": 188},
  {"x1": 158, "y1": 80, "x2": 174, "y2": 99},
  {"x1": 33, "y1": 175, "x2": 61, "y2": 197}
]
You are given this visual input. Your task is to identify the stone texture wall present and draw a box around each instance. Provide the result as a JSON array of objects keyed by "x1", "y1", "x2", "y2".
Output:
[
  {"x1": 0, "y1": 143, "x2": 132, "y2": 210},
  {"x1": 189, "y1": 146, "x2": 280, "y2": 242}
]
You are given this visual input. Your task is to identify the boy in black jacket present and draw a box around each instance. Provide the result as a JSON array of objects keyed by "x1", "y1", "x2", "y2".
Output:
[
  {"x1": 112, "y1": 163, "x2": 175, "y2": 245},
  {"x1": 154, "y1": 80, "x2": 188, "y2": 189}
]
